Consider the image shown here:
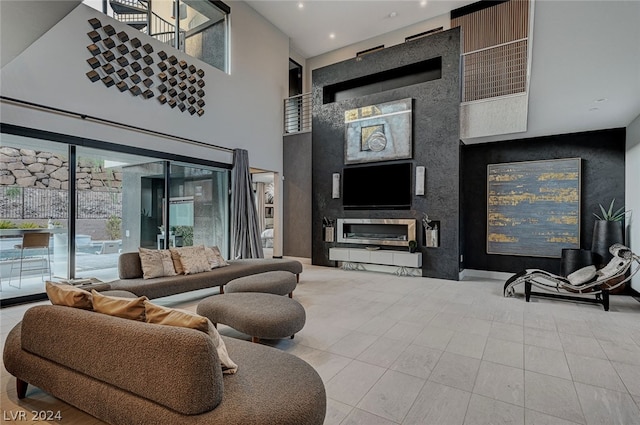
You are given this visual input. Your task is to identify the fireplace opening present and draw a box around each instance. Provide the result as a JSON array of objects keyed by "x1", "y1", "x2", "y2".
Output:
[{"x1": 336, "y1": 218, "x2": 416, "y2": 247}]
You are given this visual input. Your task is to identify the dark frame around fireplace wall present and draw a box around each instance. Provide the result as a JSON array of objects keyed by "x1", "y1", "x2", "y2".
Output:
[{"x1": 311, "y1": 28, "x2": 462, "y2": 280}]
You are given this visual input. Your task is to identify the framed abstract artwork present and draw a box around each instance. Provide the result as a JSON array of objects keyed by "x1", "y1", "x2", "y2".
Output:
[
  {"x1": 344, "y1": 98, "x2": 412, "y2": 164},
  {"x1": 487, "y1": 158, "x2": 581, "y2": 258}
]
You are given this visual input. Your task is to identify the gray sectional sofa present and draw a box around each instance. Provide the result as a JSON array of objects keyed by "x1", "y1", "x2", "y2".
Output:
[
  {"x1": 3, "y1": 305, "x2": 326, "y2": 425},
  {"x1": 109, "y1": 252, "x2": 303, "y2": 299}
]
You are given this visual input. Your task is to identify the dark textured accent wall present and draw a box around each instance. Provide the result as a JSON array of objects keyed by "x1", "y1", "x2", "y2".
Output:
[
  {"x1": 461, "y1": 128, "x2": 626, "y2": 275},
  {"x1": 283, "y1": 132, "x2": 312, "y2": 258},
  {"x1": 311, "y1": 29, "x2": 462, "y2": 280}
]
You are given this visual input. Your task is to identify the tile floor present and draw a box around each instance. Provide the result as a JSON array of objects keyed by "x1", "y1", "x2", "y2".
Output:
[{"x1": 2, "y1": 263, "x2": 640, "y2": 424}]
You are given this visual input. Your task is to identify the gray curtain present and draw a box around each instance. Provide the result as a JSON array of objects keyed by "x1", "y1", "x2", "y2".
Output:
[
  {"x1": 256, "y1": 182, "x2": 266, "y2": 233},
  {"x1": 231, "y1": 149, "x2": 264, "y2": 259}
]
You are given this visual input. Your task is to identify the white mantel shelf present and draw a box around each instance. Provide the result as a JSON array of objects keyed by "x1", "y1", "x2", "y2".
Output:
[{"x1": 329, "y1": 247, "x2": 422, "y2": 277}]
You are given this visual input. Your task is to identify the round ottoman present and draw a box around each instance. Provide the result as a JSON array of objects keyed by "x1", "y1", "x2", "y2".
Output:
[
  {"x1": 197, "y1": 293, "x2": 306, "y2": 343},
  {"x1": 225, "y1": 271, "x2": 297, "y2": 297}
]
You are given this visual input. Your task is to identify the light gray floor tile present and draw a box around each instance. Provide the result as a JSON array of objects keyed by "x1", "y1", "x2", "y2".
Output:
[
  {"x1": 356, "y1": 337, "x2": 410, "y2": 368},
  {"x1": 341, "y1": 407, "x2": 399, "y2": 425},
  {"x1": 559, "y1": 333, "x2": 607, "y2": 359},
  {"x1": 325, "y1": 360, "x2": 386, "y2": 407},
  {"x1": 295, "y1": 322, "x2": 353, "y2": 351},
  {"x1": 523, "y1": 313, "x2": 557, "y2": 332},
  {"x1": 457, "y1": 317, "x2": 492, "y2": 337},
  {"x1": 429, "y1": 352, "x2": 481, "y2": 392},
  {"x1": 611, "y1": 361, "x2": 640, "y2": 397},
  {"x1": 525, "y1": 345, "x2": 572, "y2": 379},
  {"x1": 489, "y1": 321, "x2": 524, "y2": 343},
  {"x1": 293, "y1": 347, "x2": 352, "y2": 383},
  {"x1": 601, "y1": 340, "x2": 640, "y2": 366},
  {"x1": 390, "y1": 344, "x2": 442, "y2": 379},
  {"x1": 525, "y1": 409, "x2": 582, "y2": 425},
  {"x1": 324, "y1": 398, "x2": 353, "y2": 425},
  {"x1": 430, "y1": 311, "x2": 465, "y2": 331},
  {"x1": 403, "y1": 381, "x2": 471, "y2": 425},
  {"x1": 565, "y1": 353, "x2": 627, "y2": 392},
  {"x1": 382, "y1": 321, "x2": 424, "y2": 343},
  {"x1": 473, "y1": 361, "x2": 524, "y2": 406},
  {"x1": 327, "y1": 331, "x2": 378, "y2": 359},
  {"x1": 446, "y1": 331, "x2": 487, "y2": 359},
  {"x1": 524, "y1": 371, "x2": 585, "y2": 424},
  {"x1": 493, "y1": 309, "x2": 524, "y2": 326},
  {"x1": 357, "y1": 370, "x2": 425, "y2": 423},
  {"x1": 555, "y1": 319, "x2": 593, "y2": 338},
  {"x1": 356, "y1": 315, "x2": 398, "y2": 336},
  {"x1": 412, "y1": 325, "x2": 455, "y2": 350},
  {"x1": 574, "y1": 382, "x2": 640, "y2": 425},
  {"x1": 463, "y1": 393, "x2": 524, "y2": 425},
  {"x1": 524, "y1": 328, "x2": 563, "y2": 351},
  {"x1": 483, "y1": 337, "x2": 524, "y2": 369}
]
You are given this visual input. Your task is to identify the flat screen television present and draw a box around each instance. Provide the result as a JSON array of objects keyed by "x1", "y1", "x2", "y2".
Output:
[{"x1": 343, "y1": 162, "x2": 412, "y2": 210}]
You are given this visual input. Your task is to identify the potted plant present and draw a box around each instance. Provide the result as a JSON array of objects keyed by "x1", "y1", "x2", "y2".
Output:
[
  {"x1": 408, "y1": 240, "x2": 417, "y2": 253},
  {"x1": 591, "y1": 199, "x2": 629, "y2": 267}
]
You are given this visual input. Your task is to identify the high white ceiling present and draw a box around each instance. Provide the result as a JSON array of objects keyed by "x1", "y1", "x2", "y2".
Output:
[
  {"x1": 245, "y1": 0, "x2": 476, "y2": 58},
  {"x1": 245, "y1": 0, "x2": 640, "y2": 142}
]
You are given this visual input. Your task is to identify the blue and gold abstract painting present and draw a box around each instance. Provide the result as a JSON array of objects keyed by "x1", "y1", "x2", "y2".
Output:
[{"x1": 487, "y1": 158, "x2": 581, "y2": 258}]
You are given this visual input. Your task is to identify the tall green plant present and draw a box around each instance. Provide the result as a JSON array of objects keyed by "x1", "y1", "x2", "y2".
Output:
[{"x1": 593, "y1": 199, "x2": 630, "y2": 222}]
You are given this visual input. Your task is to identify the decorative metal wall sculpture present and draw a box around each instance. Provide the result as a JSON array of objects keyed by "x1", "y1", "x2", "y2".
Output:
[
  {"x1": 85, "y1": 17, "x2": 205, "y2": 116},
  {"x1": 344, "y1": 98, "x2": 412, "y2": 164},
  {"x1": 487, "y1": 158, "x2": 581, "y2": 257}
]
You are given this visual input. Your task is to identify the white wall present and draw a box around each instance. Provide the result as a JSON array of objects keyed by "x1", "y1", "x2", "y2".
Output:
[
  {"x1": 626, "y1": 113, "x2": 640, "y2": 292},
  {"x1": 0, "y1": 2, "x2": 289, "y2": 173}
]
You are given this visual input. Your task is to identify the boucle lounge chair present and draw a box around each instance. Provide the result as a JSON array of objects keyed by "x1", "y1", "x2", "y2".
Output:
[{"x1": 503, "y1": 244, "x2": 640, "y2": 311}]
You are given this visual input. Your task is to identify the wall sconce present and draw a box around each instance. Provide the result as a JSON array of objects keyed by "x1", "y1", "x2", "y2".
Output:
[
  {"x1": 415, "y1": 166, "x2": 425, "y2": 196},
  {"x1": 332, "y1": 173, "x2": 340, "y2": 199}
]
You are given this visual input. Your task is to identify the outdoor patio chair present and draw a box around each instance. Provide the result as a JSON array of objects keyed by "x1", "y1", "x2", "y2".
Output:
[
  {"x1": 503, "y1": 244, "x2": 640, "y2": 311},
  {"x1": 9, "y1": 232, "x2": 52, "y2": 289}
]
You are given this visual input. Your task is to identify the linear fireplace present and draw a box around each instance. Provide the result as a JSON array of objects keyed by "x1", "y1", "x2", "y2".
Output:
[{"x1": 336, "y1": 218, "x2": 416, "y2": 247}]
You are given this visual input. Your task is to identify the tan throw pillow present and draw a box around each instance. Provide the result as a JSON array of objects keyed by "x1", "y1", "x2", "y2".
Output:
[
  {"x1": 169, "y1": 248, "x2": 185, "y2": 275},
  {"x1": 144, "y1": 302, "x2": 237, "y2": 374},
  {"x1": 91, "y1": 290, "x2": 148, "y2": 321},
  {"x1": 144, "y1": 301, "x2": 209, "y2": 332},
  {"x1": 139, "y1": 247, "x2": 163, "y2": 279},
  {"x1": 174, "y1": 245, "x2": 210, "y2": 275},
  {"x1": 204, "y1": 247, "x2": 220, "y2": 269},
  {"x1": 46, "y1": 281, "x2": 93, "y2": 310},
  {"x1": 210, "y1": 246, "x2": 229, "y2": 267}
]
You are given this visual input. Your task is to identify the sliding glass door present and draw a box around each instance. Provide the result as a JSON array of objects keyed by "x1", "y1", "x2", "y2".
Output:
[{"x1": 168, "y1": 163, "x2": 229, "y2": 257}]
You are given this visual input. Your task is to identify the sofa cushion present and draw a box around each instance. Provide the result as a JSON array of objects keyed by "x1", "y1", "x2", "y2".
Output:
[
  {"x1": 139, "y1": 248, "x2": 177, "y2": 279},
  {"x1": 204, "y1": 246, "x2": 221, "y2": 269},
  {"x1": 91, "y1": 290, "x2": 148, "y2": 321},
  {"x1": 45, "y1": 281, "x2": 92, "y2": 310},
  {"x1": 118, "y1": 251, "x2": 144, "y2": 279}
]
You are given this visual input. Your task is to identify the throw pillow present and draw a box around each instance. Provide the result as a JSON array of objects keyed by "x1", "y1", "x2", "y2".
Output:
[
  {"x1": 206, "y1": 318, "x2": 238, "y2": 374},
  {"x1": 204, "y1": 247, "x2": 220, "y2": 269},
  {"x1": 169, "y1": 249, "x2": 185, "y2": 275},
  {"x1": 144, "y1": 301, "x2": 237, "y2": 374},
  {"x1": 144, "y1": 301, "x2": 209, "y2": 332},
  {"x1": 139, "y1": 246, "x2": 163, "y2": 279},
  {"x1": 45, "y1": 281, "x2": 93, "y2": 310},
  {"x1": 173, "y1": 245, "x2": 210, "y2": 275},
  {"x1": 91, "y1": 290, "x2": 148, "y2": 321},
  {"x1": 210, "y1": 246, "x2": 230, "y2": 267}
]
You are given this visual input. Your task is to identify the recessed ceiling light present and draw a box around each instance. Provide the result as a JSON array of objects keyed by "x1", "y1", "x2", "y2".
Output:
[
  {"x1": 420, "y1": 0, "x2": 427, "y2": 7},
  {"x1": 329, "y1": 33, "x2": 335, "y2": 39},
  {"x1": 389, "y1": 11, "x2": 398, "y2": 18},
  {"x1": 297, "y1": 2, "x2": 304, "y2": 9}
]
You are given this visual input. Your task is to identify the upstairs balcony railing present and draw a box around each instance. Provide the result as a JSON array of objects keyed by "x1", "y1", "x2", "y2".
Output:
[{"x1": 283, "y1": 92, "x2": 312, "y2": 135}]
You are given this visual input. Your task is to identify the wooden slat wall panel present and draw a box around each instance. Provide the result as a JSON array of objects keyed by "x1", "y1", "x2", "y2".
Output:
[
  {"x1": 452, "y1": 0, "x2": 529, "y2": 53},
  {"x1": 453, "y1": 0, "x2": 530, "y2": 101}
]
